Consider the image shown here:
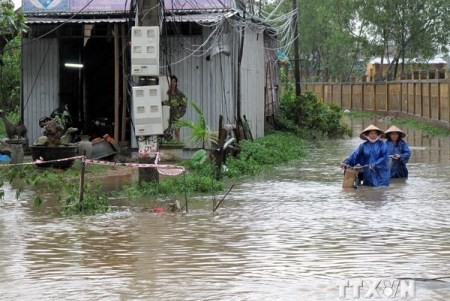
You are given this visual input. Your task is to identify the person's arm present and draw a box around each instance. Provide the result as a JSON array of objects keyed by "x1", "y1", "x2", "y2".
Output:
[
  {"x1": 399, "y1": 140, "x2": 411, "y2": 163},
  {"x1": 343, "y1": 144, "x2": 363, "y2": 166}
]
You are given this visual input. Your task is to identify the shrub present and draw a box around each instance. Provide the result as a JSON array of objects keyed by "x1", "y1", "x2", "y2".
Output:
[{"x1": 274, "y1": 91, "x2": 351, "y2": 139}]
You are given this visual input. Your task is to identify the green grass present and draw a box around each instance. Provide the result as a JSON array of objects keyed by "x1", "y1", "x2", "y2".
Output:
[
  {"x1": 344, "y1": 111, "x2": 380, "y2": 119},
  {"x1": 390, "y1": 118, "x2": 450, "y2": 136},
  {"x1": 345, "y1": 111, "x2": 450, "y2": 137}
]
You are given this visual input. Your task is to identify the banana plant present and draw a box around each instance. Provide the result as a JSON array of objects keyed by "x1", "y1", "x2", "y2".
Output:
[{"x1": 174, "y1": 101, "x2": 218, "y2": 149}]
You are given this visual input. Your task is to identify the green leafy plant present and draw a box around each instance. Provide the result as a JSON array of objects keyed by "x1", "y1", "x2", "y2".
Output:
[
  {"x1": 0, "y1": 163, "x2": 114, "y2": 216},
  {"x1": 275, "y1": 91, "x2": 351, "y2": 139},
  {"x1": 174, "y1": 101, "x2": 218, "y2": 149},
  {"x1": 224, "y1": 133, "x2": 307, "y2": 179}
]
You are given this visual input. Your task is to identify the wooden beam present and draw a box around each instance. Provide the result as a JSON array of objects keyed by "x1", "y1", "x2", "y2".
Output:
[
  {"x1": 114, "y1": 23, "x2": 119, "y2": 141},
  {"x1": 121, "y1": 23, "x2": 127, "y2": 142}
]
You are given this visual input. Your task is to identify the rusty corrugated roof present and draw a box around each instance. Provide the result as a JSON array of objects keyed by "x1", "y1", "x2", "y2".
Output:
[
  {"x1": 164, "y1": 11, "x2": 237, "y2": 23},
  {"x1": 25, "y1": 17, "x2": 128, "y2": 24}
]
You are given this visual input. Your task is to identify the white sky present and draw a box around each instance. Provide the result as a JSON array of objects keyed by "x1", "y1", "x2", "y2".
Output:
[{"x1": 13, "y1": 0, "x2": 21, "y2": 9}]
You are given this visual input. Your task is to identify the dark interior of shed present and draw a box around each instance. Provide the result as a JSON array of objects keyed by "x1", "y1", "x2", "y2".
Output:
[{"x1": 58, "y1": 22, "x2": 129, "y2": 142}]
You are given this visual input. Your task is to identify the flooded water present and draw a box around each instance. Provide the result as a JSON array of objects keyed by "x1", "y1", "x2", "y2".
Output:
[{"x1": 1, "y1": 119, "x2": 450, "y2": 300}]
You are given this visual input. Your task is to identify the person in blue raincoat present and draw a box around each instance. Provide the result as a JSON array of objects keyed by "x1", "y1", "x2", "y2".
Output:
[
  {"x1": 341, "y1": 124, "x2": 390, "y2": 186},
  {"x1": 383, "y1": 125, "x2": 411, "y2": 178}
]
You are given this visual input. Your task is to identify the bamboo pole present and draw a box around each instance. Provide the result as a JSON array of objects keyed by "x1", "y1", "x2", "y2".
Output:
[{"x1": 213, "y1": 183, "x2": 235, "y2": 212}]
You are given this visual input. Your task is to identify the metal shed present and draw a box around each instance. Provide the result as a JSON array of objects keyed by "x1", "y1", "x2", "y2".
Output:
[{"x1": 21, "y1": 0, "x2": 280, "y2": 148}]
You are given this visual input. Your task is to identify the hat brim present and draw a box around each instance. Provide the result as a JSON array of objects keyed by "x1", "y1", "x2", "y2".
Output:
[
  {"x1": 382, "y1": 131, "x2": 406, "y2": 139},
  {"x1": 360, "y1": 130, "x2": 384, "y2": 140}
]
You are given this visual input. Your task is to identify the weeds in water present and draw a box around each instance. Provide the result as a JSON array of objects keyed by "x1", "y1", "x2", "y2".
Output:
[
  {"x1": 0, "y1": 164, "x2": 113, "y2": 216},
  {"x1": 344, "y1": 111, "x2": 381, "y2": 119},
  {"x1": 390, "y1": 118, "x2": 450, "y2": 136}
]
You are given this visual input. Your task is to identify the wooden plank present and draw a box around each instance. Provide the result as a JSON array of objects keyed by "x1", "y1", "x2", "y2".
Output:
[
  {"x1": 342, "y1": 84, "x2": 351, "y2": 109},
  {"x1": 422, "y1": 82, "x2": 430, "y2": 118},
  {"x1": 114, "y1": 23, "x2": 119, "y2": 141},
  {"x1": 352, "y1": 84, "x2": 362, "y2": 110},
  {"x1": 415, "y1": 83, "x2": 422, "y2": 116},
  {"x1": 388, "y1": 83, "x2": 401, "y2": 111},
  {"x1": 363, "y1": 84, "x2": 374, "y2": 110}
]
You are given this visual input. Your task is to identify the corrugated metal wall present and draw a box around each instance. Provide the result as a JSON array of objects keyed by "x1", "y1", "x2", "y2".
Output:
[
  {"x1": 22, "y1": 38, "x2": 60, "y2": 146},
  {"x1": 160, "y1": 23, "x2": 267, "y2": 147},
  {"x1": 160, "y1": 25, "x2": 237, "y2": 148},
  {"x1": 240, "y1": 28, "x2": 265, "y2": 138}
]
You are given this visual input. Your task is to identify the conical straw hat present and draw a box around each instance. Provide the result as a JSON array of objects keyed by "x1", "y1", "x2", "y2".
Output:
[
  {"x1": 359, "y1": 124, "x2": 384, "y2": 140},
  {"x1": 383, "y1": 125, "x2": 406, "y2": 139}
]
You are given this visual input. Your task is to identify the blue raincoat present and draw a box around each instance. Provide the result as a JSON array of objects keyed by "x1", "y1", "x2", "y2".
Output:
[
  {"x1": 385, "y1": 139, "x2": 411, "y2": 178},
  {"x1": 343, "y1": 140, "x2": 390, "y2": 186}
]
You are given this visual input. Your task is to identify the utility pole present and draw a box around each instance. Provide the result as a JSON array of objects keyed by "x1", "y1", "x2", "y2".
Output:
[
  {"x1": 292, "y1": 0, "x2": 301, "y2": 97},
  {"x1": 134, "y1": 0, "x2": 161, "y2": 183}
]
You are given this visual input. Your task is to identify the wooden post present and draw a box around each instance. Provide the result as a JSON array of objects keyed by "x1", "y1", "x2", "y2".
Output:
[
  {"x1": 373, "y1": 83, "x2": 377, "y2": 111},
  {"x1": 292, "y1": 0, "x2": 301, "y2": 96},
  {"x1": 79, "y1": 158, "x2": 86, "y2": 206},
  {"x1": 350, "y1": 83, "x2": 353, "y2": 110},
  {"x1": 437, "y1": 82, "x2": 441, "y2": 121},
  {"x1": 386, "y1": 83, "x2": 390, "y2": 112},
  {"x1": 428, "y1": 82, "x2": 431, "y2": 119},
  {"x1": 114, "y1": 23, "x2": 119, "y2": 141},
  {"x1": 121, "y1": 24, "x2": 127, "y2": 143},
  {"x1": 321, "y1": 82, "x2": 325, "y2": 101},
  {"x1": 448, "y1": 81, "x2": 450, "y2": 122},
  {"x1": 400, "y1": 82, "x2": 403, "y2": 113},
  {"x1": 215, "y1": 115, "x2": 226, "y2": 180},
  {"x1": 361, "y1": 83, "x2": 365, "y2": 110}
]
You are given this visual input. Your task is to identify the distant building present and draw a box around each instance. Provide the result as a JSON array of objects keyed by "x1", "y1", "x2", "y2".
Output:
[{"x1": 366, "y1": 57, "x2": 448, "y2": 80}]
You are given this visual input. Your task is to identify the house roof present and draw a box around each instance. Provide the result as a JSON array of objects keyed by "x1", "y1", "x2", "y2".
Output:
[
  {"x1": 369, "y1": 57, "x2": 448, "y2": 65},
  {"x1": 164, "y1": 11, "x2": 238, "y2": 24},
  {"x1": 25, "y1": 17, "x2": 128, "y2": 24},
  {"x1": 163, "y1": 0, "x2": 233, "y2": 11},
  {"x1": 25, "y1": 11, "x2": 238, "y2": 25}
]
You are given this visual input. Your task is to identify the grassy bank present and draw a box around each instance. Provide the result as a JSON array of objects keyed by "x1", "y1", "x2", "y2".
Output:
[{"x1": 345, "y1": 111, "x2": 450, "y2": 136}]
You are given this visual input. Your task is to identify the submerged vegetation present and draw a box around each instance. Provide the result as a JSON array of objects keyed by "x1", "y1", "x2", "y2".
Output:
[
  {"x1": 345, "y1": 111, "x2": 450, "y2": 136},
  {"x1": 0, "y1": 90, "x2": 352, "y2": 216},
  {"x1": 121, "y1": 132, "x2": 307, "y2": 199}
]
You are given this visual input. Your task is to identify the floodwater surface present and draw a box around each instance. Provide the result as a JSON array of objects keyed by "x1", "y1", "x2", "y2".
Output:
[{"x1": 0, "y1": 119, "x2": 449, "y2": 300}]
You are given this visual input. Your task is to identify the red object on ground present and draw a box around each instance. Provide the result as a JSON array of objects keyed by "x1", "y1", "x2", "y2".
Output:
[{"x1": 151, "y1": 207, "x2": 165, "y2": 213}]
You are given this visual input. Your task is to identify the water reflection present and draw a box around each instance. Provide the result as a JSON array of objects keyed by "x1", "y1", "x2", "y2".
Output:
[{"x1": 0, "y1": 119, "x2": 449, "y2": 300}]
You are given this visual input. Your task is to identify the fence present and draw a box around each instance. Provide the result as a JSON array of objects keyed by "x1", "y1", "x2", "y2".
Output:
[{"x1": 301, "y1": 79, "x2": 450, "y2": 123}]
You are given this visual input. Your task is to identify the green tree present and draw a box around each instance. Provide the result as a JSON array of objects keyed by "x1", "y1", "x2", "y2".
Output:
[
  {"x1": 0, "y1": 35, "x2": 20, "y2": 111},
  {"x1": 0, "y1": 0, "x2": 28, "y2": 111},
  {"x1": 264, "y1": 0, "x2": 450, "y2": 81},
  {"x1": 269, "y1": 0, "x2": 365, "y2": 80},
  {"x1": 356, "y1": 0, "x2": 450, "y2": 78},
  {"x1": 298, "y1": 0, "x2": 361, "y2": 80}
]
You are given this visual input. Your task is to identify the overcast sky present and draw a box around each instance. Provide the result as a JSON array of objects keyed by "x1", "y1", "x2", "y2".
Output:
[{"x1": 13, "y1": 0, "x2": 21, "y2": 9}]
